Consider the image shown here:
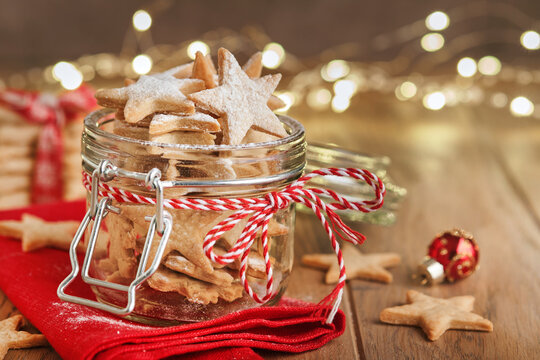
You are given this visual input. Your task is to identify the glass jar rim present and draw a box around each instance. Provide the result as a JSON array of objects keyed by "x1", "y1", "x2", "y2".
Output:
[{"x1": 84, "y1": 109, "x2": 305, "y2": 151}]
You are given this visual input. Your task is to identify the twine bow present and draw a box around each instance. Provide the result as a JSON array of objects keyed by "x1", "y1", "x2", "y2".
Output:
[{"x1": 83, "y1": 167, "x2": 386, "y2": 323}]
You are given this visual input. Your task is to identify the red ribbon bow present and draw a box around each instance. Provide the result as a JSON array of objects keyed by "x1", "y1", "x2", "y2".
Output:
[
  {"x1": 0, "y1": 86, "x2": 96, "y2": 203},
  {"x1": 83, "y1": 167, "x2": 385, "y2": 323}
]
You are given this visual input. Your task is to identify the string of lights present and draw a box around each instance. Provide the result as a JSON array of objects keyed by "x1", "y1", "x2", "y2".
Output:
[{"x1": 0, "y1": 2, "x2": 538, "y2": 119}]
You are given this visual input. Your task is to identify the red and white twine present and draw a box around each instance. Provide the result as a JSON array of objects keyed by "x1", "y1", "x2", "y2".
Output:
[{"x1": 82, "y1": 167, "x2": 385, "y2": 323}]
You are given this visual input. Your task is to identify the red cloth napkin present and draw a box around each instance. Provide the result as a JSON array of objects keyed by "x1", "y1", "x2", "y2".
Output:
[{"x1": 0, "y1": 201, "x2": 345, "y2": 360}]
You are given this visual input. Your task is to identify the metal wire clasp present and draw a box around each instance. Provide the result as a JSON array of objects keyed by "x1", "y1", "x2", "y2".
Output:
[{"x1": 57, "y1": 160, "x2": 173, "y2": 315}]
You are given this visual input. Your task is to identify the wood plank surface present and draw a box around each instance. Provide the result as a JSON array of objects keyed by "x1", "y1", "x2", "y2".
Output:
[{"x1": 3, "y1": 98, "x2": 540, "y2": 359}]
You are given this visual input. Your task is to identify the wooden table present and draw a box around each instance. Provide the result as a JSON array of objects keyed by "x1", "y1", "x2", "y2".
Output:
[{"x1": 3, "y1": 99, "x2": 539, "y2": 359}]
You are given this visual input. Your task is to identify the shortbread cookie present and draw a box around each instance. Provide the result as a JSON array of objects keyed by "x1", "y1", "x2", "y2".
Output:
[
  {"x1": 0, "y1": 315, "x2": 48, "y2": 358},
  {"x1": 242, "y1": 52, "x2": 263, "y2": 79},
  {"x1": 0, "y1": 192, "x2": 30, "y2": 210},
  {"x1": 213, "y1": 246, "x2": 272, "y2": 279},
  {"x1": 0, "y1": 145, "x2": 33, "y2": 160},
  {"x1": 117, "y1": 204, "x2": 224, "y2": 274},
  {"x1": 149, "y1": 113, "x2": 220, "y2": 135},
  {"x1": 150, "y1": 131, "x2": 216, "y2": 150},
  {"x1": 380, "y1": 290, "x2": 493, "y2": 341},
  {"x1": 267, "y1": 95, "x2": 286, "y2": 111},
  {"x1": 1, "y1": 158, "x2": 33, "y2": 175},
  {"x1": 164, "y1": 63, "x2": 194, "y2": 79},
  {"x1": 192, "y1": 51, "x2": 217, "y2": 89},
  {"x1": 105, "y1": 214, "x2": 139, "y2": 279},
  {"x1": 301, "y1": 242, "x2": 401, "y2": 284},
  {"x1": 0, "y1": 125, "x2": 41, "y2": 146},
  {"x1": 113, "y1": 120, "x2": 149, "y2": 140},
  {"x1": 95, "y1": 75, "x2": 204, "y2": 123},
  {"x1": 164, "y1": 157, "x2": 236, "y2": 180},
  {"x1": 217, "y1": 215, "x2": 289, "y2": 249},
  {"x1": 0, "y1": 214, "x2": 79, "y2": 252},
  {"x1": 241, "y1": 52, "x2": 285, "y2": 110},
  {"x1": 165, "y1": 252, "x2": 234, "y2": 286},
  {"x1": 0, "y1": 176, "x2": 30, "y2": 194},
  {"x1": 189, "y1": 48, "x2": 287, "y2": 145},
  {"x1": 147, "y1": 267, "x2": 244, "y2": 305}
]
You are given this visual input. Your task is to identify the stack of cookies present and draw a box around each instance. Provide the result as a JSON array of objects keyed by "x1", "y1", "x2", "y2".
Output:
[
  {"x1": 96, "y1": 48, "x2": 287, "y2": 182},
  {"x1": 0, "y1": 107, "x2": 39, "y2": 209},
  {"x1": 94, "y1": 48, "x2": 293, "y2": 306},
  {"x1": 0, "y1": 107, "x2": 87, "y2": 209}
]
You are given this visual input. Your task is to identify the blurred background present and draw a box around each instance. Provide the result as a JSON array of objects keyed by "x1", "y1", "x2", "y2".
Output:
[{"x1": 0, "y1": 0, "x2": 539, "y2": 214}]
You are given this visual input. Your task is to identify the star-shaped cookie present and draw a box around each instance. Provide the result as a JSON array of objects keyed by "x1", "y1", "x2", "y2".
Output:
[
  {"x1": 0, "y1": 315, "x2": 48, "y2": 358},
  {"x1": 119, "y1": 204, "x2": 226, "y2": 274},
  {"x1": 192, "y1": 51, "x2": 218, "y2": 89},
  {"x1": 95, "y1": 74, "x2": 204, "y2": 123},
  {"x1": 242, "y1": 52, "x2": 285, "y2": 110},
  {"x1": 380, "y1": 290, "x2": 494, "y2": 341},
  {"x1": 188, "y1": 48, "x2": 288, "y2": 145},
  {"x1": 301, "y1": 242, "x2": 401, "y2": 284},
  {"x1": 0, "y1": 214, "x2": 79, "y2": 252}
]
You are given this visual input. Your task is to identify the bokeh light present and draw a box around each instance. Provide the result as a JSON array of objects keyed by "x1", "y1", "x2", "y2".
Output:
[
  {"x1": 187, "y1": 41, "x2": 210, "y2": 60},
  {"x1": 52, "y1": 61, "x2": 83, "y2": 90},
  {"x1": 331, "y1": 95, "x2": 350, "y2": 113},
  {"x1": 262, "y1": 42, "x2": 285, "y2": 69},
  {"x1": 520, "y1": 30, "x2": 540, "y2": 50},
  {"x1": 333, "y1": 79, "x2": 357, "y2": 98},
  {"x1": 395, "y1": 81, "x2": 417, "y2": 101},
  {"x1": 321, "y1": 60, "x2": 350, "y2": 81},
  {"x1": 306, "y1": 88, "x2": 332, "y2": 110},
  {"x1": 478, "y1": 56, "x2": 501, "y2": 76},
  {"x1": 510, "y1": 96, "x2": 534, "y2": 116},
  {"x1": 132, "y1": 10, "x2": 152, "y2": 32},
  {"x1": 425, "y1": 11, "x2": 450, "y2": 31},
  {"x1": 421, "y1": 33, "x2": 445, "y2": 52},
  {"x1": 132, "y1": 54, "x2": 152, "y2": 75},
  {"x1": 490, "y1": 93, "x2": 507, "y2": 108},
  {"x1": 423, "y1": 91, "x2": 446, "y2": 110},
  {"x1": 457, "y1": 57, "x2": 477, "y2": 78}
]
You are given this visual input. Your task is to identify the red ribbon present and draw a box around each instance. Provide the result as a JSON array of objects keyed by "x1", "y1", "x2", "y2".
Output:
[{"x1": 0, "y1": 86, "x2": 96, "y2": 204}]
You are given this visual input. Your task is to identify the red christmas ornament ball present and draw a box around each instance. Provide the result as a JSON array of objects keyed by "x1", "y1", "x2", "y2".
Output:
[{"x1": 418, "y1": 229, "x2": 479, "y2": 284}]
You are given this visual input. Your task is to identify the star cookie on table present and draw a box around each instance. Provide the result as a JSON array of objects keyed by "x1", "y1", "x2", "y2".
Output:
[
  {"x1": 301, "y1": 242, "x2": 401, "y2": 284},
  {"x1": 0, "y1": 214, "x2": 79, "y2": 252},
  {"x1": 188, "y1": 48, "x2": 288, "y2": 145},
  {"x1": 380, "y1": 290, "x2": 493, "y2": 341},
  {"x1": 0, "y1": 315, "x2": 48, "y2": 359},
  {"x1": 95, "y1": 74, "x2": 204, "y2": 123}
]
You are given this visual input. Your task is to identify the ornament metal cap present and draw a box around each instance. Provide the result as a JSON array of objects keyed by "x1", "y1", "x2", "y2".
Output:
[{"x1": 417, "y1": 257, "x2": 445, "y2": 285}]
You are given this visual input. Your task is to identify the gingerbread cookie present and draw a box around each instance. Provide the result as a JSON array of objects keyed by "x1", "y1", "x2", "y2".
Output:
[
  {"x1": 0, "y1": 315, "x2": 48, "y2": 359},
  {"x1": 147, "y1": 267, "x2": 243, "y2": 305},
  {"x1": 380, "y1": 290, "x2": 493, "y2": 341},
  {"x1": 95, "y1": 75, "x2": 203, "y2": 123},
  {"x1": 301, "y1": 242, "x2": 401, "y2": 284},
  {"x1": 189, "y1": 48, "x2": 287, "y2": 145},
  {"x1": 0, "y1": 214, "x2": 79, "y2": 252}
]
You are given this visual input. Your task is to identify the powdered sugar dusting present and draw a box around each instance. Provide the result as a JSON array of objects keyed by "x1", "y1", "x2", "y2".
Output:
[
  {"x1": 51, "y1": 300, "x2": 149, "y2": 330},
  {"x1": 152, "y1": 113, "x2": 218, "y2": 126}
]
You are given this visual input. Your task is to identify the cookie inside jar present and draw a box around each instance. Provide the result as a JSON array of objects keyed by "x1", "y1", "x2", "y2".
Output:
[{"x1": 84, "y1": 47, "x2": 306, "y2": 324}]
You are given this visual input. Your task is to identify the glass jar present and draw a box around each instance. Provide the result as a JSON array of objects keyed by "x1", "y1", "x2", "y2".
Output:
[{"x1": 79, "y1": 109, "x2": 305, "y2": 325}]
